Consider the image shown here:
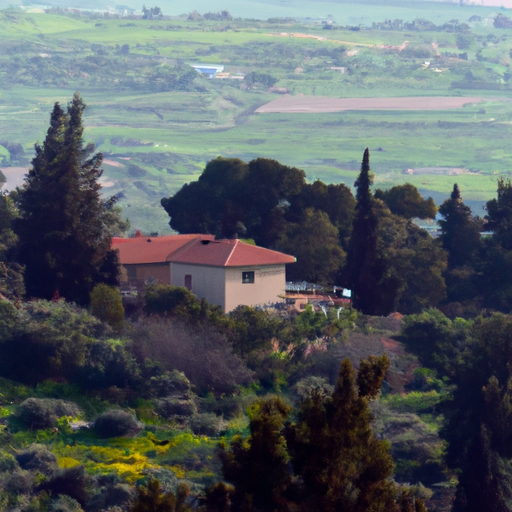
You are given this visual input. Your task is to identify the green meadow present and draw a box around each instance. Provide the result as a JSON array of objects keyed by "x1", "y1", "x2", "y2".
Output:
[{"x1": 1, "y1": 6, "x2": 512, "y2": 231}]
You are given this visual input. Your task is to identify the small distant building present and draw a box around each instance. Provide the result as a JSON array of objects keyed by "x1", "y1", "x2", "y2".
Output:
[
  {"x1": 112, "y1": 234, "x2": 296, "y2": 312},
  {"x1": 191, "y1": 64, "x2": 225, "y2": 79}
]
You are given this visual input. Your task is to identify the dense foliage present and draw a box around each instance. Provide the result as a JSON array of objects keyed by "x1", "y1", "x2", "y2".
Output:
[{"x1": 14, "y1": 94, "x2": 126, "y2": 305}]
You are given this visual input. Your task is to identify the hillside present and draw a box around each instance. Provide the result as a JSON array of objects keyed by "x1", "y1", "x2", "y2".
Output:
[{"x1": 1, "y1": 5, "x2": 512, "y2": 231}]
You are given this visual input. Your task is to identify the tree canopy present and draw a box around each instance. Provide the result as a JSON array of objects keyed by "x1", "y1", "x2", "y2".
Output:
[
  {"x1": 14, "y1": 93, "x2": 126, "y2": 305},
  {"x1": 375, "y1": 183, "x2": 437, "y2": 220}
]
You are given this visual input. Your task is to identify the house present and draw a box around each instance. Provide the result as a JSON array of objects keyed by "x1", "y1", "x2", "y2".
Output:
[
  {"x1": 111, "y1": 233, "x2": 214, "y2": 285},
  {"x1": 112, "y1": 235, "x2": 296, "y2": 312}
]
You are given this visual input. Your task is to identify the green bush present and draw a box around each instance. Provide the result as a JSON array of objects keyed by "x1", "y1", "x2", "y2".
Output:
[
  {"x1": 383, "y1": 390, "x2": 445, "y2": 413},
  {"x1": 50, "y1": 495, "x2": 84, "y2": 512},
  {"x1": 86, "y1": 483, "x2": 134, "y2": 511},
  {"x1": 189, "y1": 413, "x2": 225, "y2": 436},
  {"x1": 147, "y1": 370, "x2": 191, "y2": 399},
  {"x1": 155, "y1": 398, "x2": 196, "y2": 419},
  {"x1": 143, "y1": 285, "x2": 201, "y2": 318},
  {"x1": 1, "y1": 468, "x2": 35, "y2": 494},
  {"x1": 0, "y1": 451, "x2": 18, "y2": 473},
  {"x1": 16, "y1": 444, "x2": 58, "y2": 476},
  {"x1": 90, "y1": 284, "x2": 125, "y2": 331},
  {"x1": 15, "y1": 398, "x2": 82, "y2": 430},
  {"x1": 94, "y1": 410, "x2": 140, "y2": 438}
]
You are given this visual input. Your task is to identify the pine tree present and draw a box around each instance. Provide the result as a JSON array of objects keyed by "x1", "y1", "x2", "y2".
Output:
[
  {"x1": 344, "y1": 149, "x2": 385, "y2": 314},
  {"x1": 220, "y1": 397, "x2": 292, "y2": 512},
  {"x1": 15, "y1": 94, "x2": 124, "y2": 305},
  {"x1": 438, "y1": 184, "x2": 481, "y2": 269},
  {"x1": 290, "y1": 355, "x2": 397, "y2": 512}
]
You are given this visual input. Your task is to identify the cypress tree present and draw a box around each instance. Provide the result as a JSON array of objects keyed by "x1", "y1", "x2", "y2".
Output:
[
  {"x1": 344, "y1": 148, "x2": 385, "y2": 314},
  {"x1": 438, "y1": 184, "x2": 481, "y2": 269},
  {"x1": 15, "y1": 93, "x2": 123, "y2": 305}
]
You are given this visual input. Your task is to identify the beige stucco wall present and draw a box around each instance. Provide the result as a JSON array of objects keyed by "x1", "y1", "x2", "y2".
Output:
[
  {"x1": 224, "y1": 264, "x2": 287, "y2": 312},
  {"x1": 170, "y1": 263, "x2": 226, "y2": 310},
  {"x1": 122, "y1": 263, "x2": 171, "y2": 285}
]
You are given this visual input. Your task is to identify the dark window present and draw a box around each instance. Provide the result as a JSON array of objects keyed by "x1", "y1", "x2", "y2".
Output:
[
  {"x1": 127, "y1": 265, "x2": 137, "y2": 280},
  {"x1": 185, "y1": 275, "x2": 192, "y2": 290},
  {"x1": 242, "y1": 271, "x2": 254, "y2": 284}
]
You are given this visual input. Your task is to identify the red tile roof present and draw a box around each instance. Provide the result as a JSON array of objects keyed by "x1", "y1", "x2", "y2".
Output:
[
  {"x1": 111, "y1": 234, "x2": 215, "y2": 265},
  {"x1": 170, "y1": 238, "x2": 296, "y2": 267}
]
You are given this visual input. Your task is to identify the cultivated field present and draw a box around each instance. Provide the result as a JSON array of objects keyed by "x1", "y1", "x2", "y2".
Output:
[
  {"x1": 1, "y1": 3, "x2": 512, "y2": 231},
  {"x1": 256, "y1": 95, "x2": 486, "y2": 113}
]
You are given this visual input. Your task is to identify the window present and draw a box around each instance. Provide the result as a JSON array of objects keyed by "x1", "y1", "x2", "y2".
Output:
[
  {"x1": 184, "y1": 275, "x2": 192, "y2": 290},
  {"x1": 242, "y1": 271, "x2": 254, "y2": 284},
  {"x1": 127, "y1": 265, "x2": 137, "y2": 281}
]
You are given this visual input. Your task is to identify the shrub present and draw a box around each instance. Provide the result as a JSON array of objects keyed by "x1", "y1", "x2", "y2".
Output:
[
  {"x1": 86, "y1": 483, "x2": 134, "y2": 511},
  {"x1": 130, "y1": 318, "x2": 253, "y2": 394},
  {"x1": 1, "y1": 468, "x2": 35, "y2": 494},
  {"x1": 294, "y1": 376, "x2": 334, "y2": 401},
  {"x1": 147, "y1": 371, "x2": 191, "y2": 399},
  {"x1": 0, "y1": 451, "x2": 18, "y2": 473},
  {"x1": 155, "y1": 398, "x2": 196, "y2": 420},
  {"x1": 16, "y1": 444, "x2": 58, "y2": 475},
  {"x1": 90, "y1": 284, "x2": 125, "y2": 331},
  {"x1": 50, "y1": 495, "x2": 84, "y2": 512},
  {"x1": 38, "y1": 466, "x2": 90, "y2": 506},
  {"x1": 189, "y1": 413, "x2": 225, "y2": 436},
  {"x1": 143, "y1": 285, "x2": 201, "y2": 318},
  {"x1": 15, "y1": 398, "x2": 82, "y2": 430},
  {"x1": 0, "y1": 300, "x2": 108, "y2": 385},
  {"x1": 94, "y1": 410, "x2": 141, "y2": 438}
]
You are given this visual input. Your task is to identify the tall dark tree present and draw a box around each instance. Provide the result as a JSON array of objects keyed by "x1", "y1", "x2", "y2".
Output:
[
  {"x1": 216, "y1": 356, "x2": 424, "y2": 512},
  {"x1": 0, "y1": 192, "x2": 24, "y2": 300},
  {"x1": 220, "y1": 397, "x2": 292, "y2": 512},
  {"x1": 15, "y1": 94, "x2": 124, "y2": 305},
  {"x1": 486, "y1": 178, "x2": 512, "y2": 250},
  {"x1": 289, "y1": 355, "x2": 397, "y2": 512},
  {"x1": 442, "y1": 314, "x2": 512, "y2": 512},
  {"x1": 344, "y1": 149, "x2": 385, "y2": 314},
  {"x1": 438, "y1": 184, "x2": 481, "y2": 269}
]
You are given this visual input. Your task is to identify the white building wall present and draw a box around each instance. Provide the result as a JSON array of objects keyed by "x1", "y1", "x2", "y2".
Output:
[
  {"x1": 170, "y1": 263, "x2": 226, "y2": 309},
  {"x1": 224, "y1": 265, "x2": 287, "y2": 312}
]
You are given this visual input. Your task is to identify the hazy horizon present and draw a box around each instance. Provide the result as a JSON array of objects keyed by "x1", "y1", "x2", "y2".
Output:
[{"x1": 2, "y1": 0, "x2": 509, "y2": 24}]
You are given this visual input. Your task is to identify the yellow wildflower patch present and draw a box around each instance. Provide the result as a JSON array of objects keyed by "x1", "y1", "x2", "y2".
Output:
[{"x1": 57, "y1": 456, "x2": 81, "y2": 468}]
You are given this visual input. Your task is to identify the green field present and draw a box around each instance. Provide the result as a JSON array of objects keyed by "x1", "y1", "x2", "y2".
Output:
[{"x1": 1, "y1": 5, "x2": 512, "y2": 232}]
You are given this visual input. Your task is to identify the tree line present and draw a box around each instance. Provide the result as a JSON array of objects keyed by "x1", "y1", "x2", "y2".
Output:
[{"x1": 162, "y1": 148, "x2": 512, "y2": 317}]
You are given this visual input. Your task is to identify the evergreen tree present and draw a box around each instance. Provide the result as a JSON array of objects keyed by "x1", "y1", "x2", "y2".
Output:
[
  {"x1": 438, "y1": 184, "x2": 481, "y2": 269},
  {"x1": 344, "y1": 149, "x2": 385, "y2": 314},
  {"x1": 486, "y1": 178, "x2": 512, "y2": 250},
  {"x1": 15, "y1": 94, "x2": 125, "y2": 305},
  {"x1": 375, "y1": 183, "x2": 437, "y2": 220},
  {"x1": 290, "y1": 355, "x2": 397, "y2": 512},
  {"x1": 442, "y1": 314, "x2": 512, "y2": 511},
  {"x1": 276, "y1": 208, "x2": 345, "y2": 285},
  {"x1": 216, "y1": 356, "x2": 427, "y2": 512},
  {"x1": 220, "y1": 397, "x2": 292, "y2": 512},
  {"x1": 0, "y1": 192, "x2": 24, "y2": 300},
  {"x1": 130, "y1": 479, "x2": 191, "y2": 512}
]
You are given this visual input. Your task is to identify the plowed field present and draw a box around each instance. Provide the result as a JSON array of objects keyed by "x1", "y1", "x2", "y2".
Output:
[{"x1": 256, "y1": 95, "x2": 485, "y2": 114}]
